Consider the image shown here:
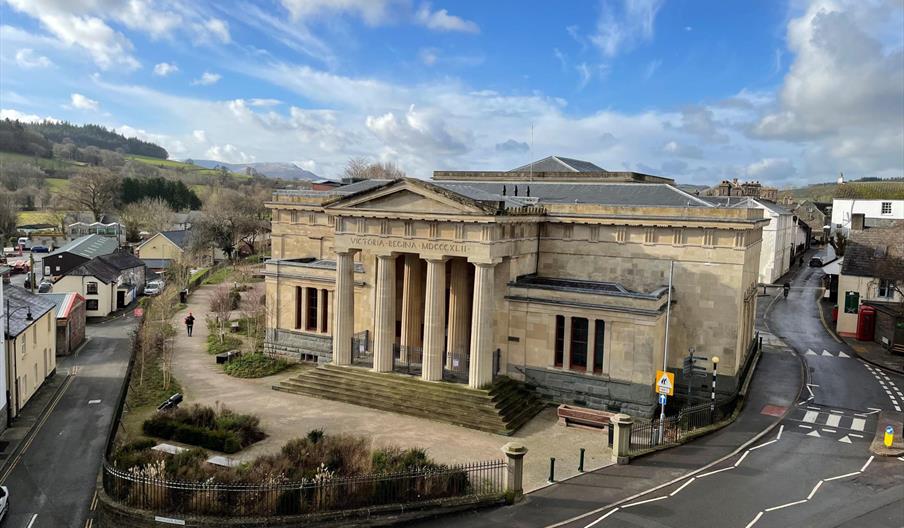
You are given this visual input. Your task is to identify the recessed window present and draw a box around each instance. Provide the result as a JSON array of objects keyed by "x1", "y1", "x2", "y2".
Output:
[
  {"x1": 86, "y1": 299, "x2": 99, "y2": 311},
  {"x1": 878, "y1": 279, "x2": 895, "y2": 299},
  {"x1": 569, "y1": 317, "x2": 588, "y2": 372},
  {"x1": 553, "y1": 315, "x2": 565, "y2": 367},
  {"x1": 306, "y1": 287, "x2": 318, "y2": 331},
  {"x1": 881, "y1": 202, "x2": 892, "y2": 215},
  {"x1": 593, "y1": 320, "x2": 605, "y2": 374},
  {"x1": 86, "y1": 282, "x2": 98, "y2": 295}
]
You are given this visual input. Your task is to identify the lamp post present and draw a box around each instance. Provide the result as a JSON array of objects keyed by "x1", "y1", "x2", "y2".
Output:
[{"x1": 710, "y1": 356, "x2": 720, "y2": 422}]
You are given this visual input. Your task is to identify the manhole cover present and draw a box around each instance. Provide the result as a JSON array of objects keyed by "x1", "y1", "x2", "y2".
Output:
[{"x1": 760, "y1": 404, "x2": 787, "y2": 417}]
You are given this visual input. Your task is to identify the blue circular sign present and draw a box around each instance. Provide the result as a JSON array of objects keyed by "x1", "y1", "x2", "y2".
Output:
[{"x1": 886, "y1": 425, "x2": 895, "y2": 434}]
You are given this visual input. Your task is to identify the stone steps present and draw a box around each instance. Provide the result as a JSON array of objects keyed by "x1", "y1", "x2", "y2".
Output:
[{"x1": 273, "y1": 365, "x2": 545, "y2": 435}]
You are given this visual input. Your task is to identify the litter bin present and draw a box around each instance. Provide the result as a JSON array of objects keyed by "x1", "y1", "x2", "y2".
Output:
[{"x1": 179, "y1": 289, "x2": 188, "y2": 304}]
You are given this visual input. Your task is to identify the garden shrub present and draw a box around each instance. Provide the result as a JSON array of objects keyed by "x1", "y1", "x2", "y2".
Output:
[
  {"x1": 223, "y1": 353, "x2": 289, "y2": 378},
  {"x1": 142, "y1": 404, "x2": 265, "y2": 454},
  {"x1": 207, "y1": 333, "x2": 242, "y2": 355}
]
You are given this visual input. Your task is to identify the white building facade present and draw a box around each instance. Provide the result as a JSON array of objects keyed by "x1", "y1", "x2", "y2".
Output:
[{"x1": 830, "y1": 199, "x2": 904, "y2": 235}]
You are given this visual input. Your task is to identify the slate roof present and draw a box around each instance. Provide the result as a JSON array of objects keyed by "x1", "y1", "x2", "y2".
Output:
[
  {"x1": 702, "y1": 196, "x2": 791, "y2": 215},
  {"x1": 510, "y1": 156, "x2": 605, "y2": 173},
  {"x1": 141, "y1": 259, "x2": 173, "y2": 269},
  {"x1": 159, "y1": 230, "x2": 192, "y2": 249},
  {"x1": 66, "y1": 258, "x2": 121, "y2": 284},
  {"x1": 3, "y1": 285, "x2": 56, "y2": 338},
  {"x1": 47, "y1": 234, "x2": 118, "y2": 260},
  {"x1": 433, "y1": 181, "x2": 713, "y2": 207},
  {"x1": 97, "y1": 252, "x2": 144, "y2": 271},
  {"x1": 510, "y1": 275, "x2": 670, "y2": 299},
  {"x1": 840, "y1": 221, "x2": 904, "y2": 279}
]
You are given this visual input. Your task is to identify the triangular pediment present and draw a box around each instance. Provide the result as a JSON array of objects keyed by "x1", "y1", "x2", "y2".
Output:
[{"x1": 325, "y1": 179, "x2": 492, "y2": 215}]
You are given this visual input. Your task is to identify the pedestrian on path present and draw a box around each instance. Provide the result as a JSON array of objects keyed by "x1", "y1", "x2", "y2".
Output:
[{"x1": 185, "y1": 312, "x2": 195, "y2": 336}]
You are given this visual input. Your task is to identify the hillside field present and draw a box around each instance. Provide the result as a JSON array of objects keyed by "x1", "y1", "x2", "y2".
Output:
[{"x1": 785, "y1": 180, "x2": 904, "y2": 202}]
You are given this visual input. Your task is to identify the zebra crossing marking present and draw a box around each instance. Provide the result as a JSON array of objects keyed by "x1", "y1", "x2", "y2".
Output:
[
  {"x1": 806, "y1": 430, "x2": 821, "y2": 437},
  {"x1": 850, "y1": 418, "x2": 866, "y2": 431},
  {"x1": 838, "y1": 351, "x2": 850, "y2": 358},
  {"x1": 825, "y1": 414, "x2": 841, "y2": 428}
]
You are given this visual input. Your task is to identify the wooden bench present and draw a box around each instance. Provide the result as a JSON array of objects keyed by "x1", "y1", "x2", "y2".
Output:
[
  {"x1": 557, "y1": 404, "x2": 616, "y2": 431},
  {"x1": 216, "y1": 350, "x2": 242, "y2": 364}
]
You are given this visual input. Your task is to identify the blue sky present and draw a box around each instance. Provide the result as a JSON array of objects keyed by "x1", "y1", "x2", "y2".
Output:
[{"x1": 1, "y1": 0, "x2": 902, "y2": 185}]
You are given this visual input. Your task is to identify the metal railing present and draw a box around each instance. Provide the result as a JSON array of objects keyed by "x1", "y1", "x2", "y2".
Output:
[
  {"x1": 628, "y1": 398, "x2": 738, "y2": 455},
  {"x1": 103, "y1": 459, "x2": 506, "y2": 517}
]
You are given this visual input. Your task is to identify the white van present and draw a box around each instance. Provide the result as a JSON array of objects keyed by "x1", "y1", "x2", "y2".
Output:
[{"x1": 16, "y1": 237, "x2": 29, "y2": 249}]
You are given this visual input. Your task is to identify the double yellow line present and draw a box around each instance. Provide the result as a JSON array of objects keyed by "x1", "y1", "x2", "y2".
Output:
[{"x1": 0, "y1": 373, "x2": 75, "y2": 484}]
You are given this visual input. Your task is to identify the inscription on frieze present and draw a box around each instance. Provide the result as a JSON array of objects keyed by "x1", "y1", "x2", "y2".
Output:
[{"x1": 349, "y1": 236, "x2": 469, "y2": 254}]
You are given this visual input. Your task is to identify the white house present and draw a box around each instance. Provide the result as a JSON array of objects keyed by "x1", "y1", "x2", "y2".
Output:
[
  {"x1": 703, "y1": 197, "x2": 795, "y2": 284},
  {"x1": 830, "y1": 199, "x2": 904, "y2": 235},
  {"x1": 0, "y1": 265, "x2": 8, "y2": 433},
  {"x1": 53, "y1": 252, "x2": 146, "y2": 317}
]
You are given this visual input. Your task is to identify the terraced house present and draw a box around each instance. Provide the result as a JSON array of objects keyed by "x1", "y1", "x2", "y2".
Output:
[{"x1": 264, "y1": 157, "x2": 767, "y2": 421}]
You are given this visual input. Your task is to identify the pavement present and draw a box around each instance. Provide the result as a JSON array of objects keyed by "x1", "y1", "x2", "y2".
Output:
[
  {"x1": 816, "y1": 299, "x2": 904, "y2": 374},
  {"x1": 166, "y1": 283, "x2": 612, "y2": 492},
  {"x1": 0, "y1": 315, "x2": 137, "y2": 528}
]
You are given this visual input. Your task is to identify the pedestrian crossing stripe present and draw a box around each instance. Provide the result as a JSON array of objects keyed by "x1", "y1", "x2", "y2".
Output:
[
  {"x1": 806, "y1": 349, "x2": 817, "y2": 356},
  {"x1": 838, "y1": 351, "x2": 850, "y2": 358},
  {"x1": 802, "y1": 349, "x2": 852, "y2": 358},
  {"x1": 822, "y1": 350, "x2": 832, "y2": 356},
  {"x1": 796, "y1": 410, "x2": 869, "y2": 432}
]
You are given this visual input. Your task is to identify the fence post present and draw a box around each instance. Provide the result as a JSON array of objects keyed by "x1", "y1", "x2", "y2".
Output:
[
  {"x1": 611, "y1": 413, "x2": 633, "y2": 465},
  {"x1": 501, "y1": 442, "x2": 528, "y2": 500}
]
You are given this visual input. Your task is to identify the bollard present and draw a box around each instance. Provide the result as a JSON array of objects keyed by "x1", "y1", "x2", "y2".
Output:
[
  {"x1": 548, "y1": 457, "x2": 556, "y2": 483},
  {"x1": 578, "y1": 448, "x2": 585, "y2": 472},
  {"x1": 501, "y1": 442, "x2": 528, "y2": 501}
]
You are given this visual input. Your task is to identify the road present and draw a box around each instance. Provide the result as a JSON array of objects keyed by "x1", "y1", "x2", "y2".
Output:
[
  {"x1": 562, "y1": 253, "x2": 904, "y2": 528},
  {"x1": 0, "y1": 315, "x2": 135, "y2": 528}
]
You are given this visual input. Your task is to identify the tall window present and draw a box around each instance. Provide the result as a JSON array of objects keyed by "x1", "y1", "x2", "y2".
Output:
[
  {"x1": 593, "y1": 320, "x2": 605, "y2": 374},
  {"x1": 294, "y1": 286, "x2": 303, "y2": 329},
  {"x1": 86, "y1": 282, "x2": 98, "y2": 295},
  {"x1": 86, "y1": 299, "x2": 99, "y2": 311},
  {"x1": 570, "y1": 317, "x2": 588, "y2": 372},
  {"x1": 306, "y1": 287, "x2": 319, "y2": 331},
  {"x1": 554, "y1": 315, "x2": 565, "y2": 367},
  {"x1": 320, "y1": 289, "x2": 329, "y2": 332},
  {"x1": 881, "y1": 202, "x2": 892, "y2": 215},
  {"x1": 878, "y1": 279, "x2": 895, "y2": 299}
]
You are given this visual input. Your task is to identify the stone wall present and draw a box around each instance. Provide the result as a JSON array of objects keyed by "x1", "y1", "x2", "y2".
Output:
[
  {"x1": 518, "y1": 366, "x2": 656, "y2": 417},
  {"x1": 264, "y1": 328, "x2": 332, "y2": 363}
]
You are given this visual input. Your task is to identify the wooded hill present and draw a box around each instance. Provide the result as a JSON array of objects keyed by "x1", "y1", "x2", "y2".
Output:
[
  {"x1": 782, "y1": 179, "x2": 904, "y2": 202},
  {"x1": 0, "y1": 119, "x2": 167, "y2": 159}
]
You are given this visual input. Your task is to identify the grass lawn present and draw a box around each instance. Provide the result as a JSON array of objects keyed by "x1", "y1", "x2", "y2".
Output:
[
  {"x1": 46, "y1": 178, "x2": 70, "y2": 192},
  {"x1": 0, "y1": 150, "x2": 84, "y2": 171},
  {"x1": 17, "y1": 210, "x2": 58, "y2": 226},
  {"x1": 203, "y1": 267, "x2": 232, "y2": 285},
  {"x1": 126, "y1": 155, "x2": 251, "y2": 180}
]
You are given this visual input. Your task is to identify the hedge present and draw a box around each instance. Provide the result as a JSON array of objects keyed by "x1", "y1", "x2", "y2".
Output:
[{"x1": 143, "y1": 417, "x2": 243, "y2": 454}]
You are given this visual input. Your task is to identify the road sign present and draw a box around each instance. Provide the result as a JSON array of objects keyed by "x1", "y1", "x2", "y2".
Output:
[
  {"x1": 658, "y1": 394, "x2": 667, "y2": 405},
  {"x1": 655, "y1": 370, "x2": 674, "y2": 396},
  {"x1": 885, "y1": 425, "x2": 895, "y2": 448}
]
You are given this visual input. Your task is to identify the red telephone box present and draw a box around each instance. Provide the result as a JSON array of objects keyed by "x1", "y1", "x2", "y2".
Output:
[{"x1": 856, "y1": 305, "x2": 876, "y2": 341}]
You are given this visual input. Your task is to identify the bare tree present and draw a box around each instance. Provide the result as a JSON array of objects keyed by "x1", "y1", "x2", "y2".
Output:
[
  {"x1": 0, "y1": 194, "x2": 18, "y2": 245},
  {"x1": 342, "y1": 157, "x2": 405, "y2": 182},
  {"x1": 62, "y1": 167, "x2": 120, "y2": 221},
  {"x1": 119, "y1": 197, "x2": 175, "y2": 242},
  {"x1": 192, "y1": 189, "x2": 268, "y2": 260},
  {"x1": 209, "y1": 285, "x2": 234, "y2": 344}
]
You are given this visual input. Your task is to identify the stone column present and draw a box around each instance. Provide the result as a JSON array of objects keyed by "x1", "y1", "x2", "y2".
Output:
[
  {"x1": 332, "y1": 252, "x2": 354, "y2": 365},
  {"x1": 468, "y1": 261, "x2": 496, "y2": 389},
  {"x1": 446, "y1": 258, "x2": 471, "y2": 371},
  {"x1": 400, "y1": 254, "x2": 424, "y2": 364},
  {"x1": 421, "y1": 258, "x2": 447, "y2": 382},
  {"x1": 373, "y1": 254, "x2": 396, "y2": 372},
  {"x1": 501, "y1": 442, "x2": 528, "y2": 500},
  {"x1": 611, "y1": 413, "x2": 633, "y2": 465}
]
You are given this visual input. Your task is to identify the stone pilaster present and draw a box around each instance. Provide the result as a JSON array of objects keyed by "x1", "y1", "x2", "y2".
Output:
[
  {"x1": 468, "y1": 262, "x2": 496, "y2": 389},
  {"x1": 332, "y1": 252, "x2": 354, "y2": 365},
  {"x1": 318, "y1": 288, "x2": 328, "y2": 333},
  {"x1": 400, "y1": 254, "x2": 424, "y2": 364},
  {"x1": 421, "y1": 258, "x2": 446, "y2": 382},
  {"x1": 446, "y1": 258, "x2": 471, "y2": 371},
  {"x1": 373, "y1": 254, "x2": 396, "y2": 372}
]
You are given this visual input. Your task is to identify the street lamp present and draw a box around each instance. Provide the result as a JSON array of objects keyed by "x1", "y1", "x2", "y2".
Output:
[
  {"x1": 710, "y1": 356, "x2": 720, "y2": 421},
  {"x1": 5, "y1": 299, "x2": 33, "y2": 330}
]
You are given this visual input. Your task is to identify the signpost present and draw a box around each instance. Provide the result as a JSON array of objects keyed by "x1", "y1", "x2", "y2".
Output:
[
  {"x1": 658, "y1": 394, "x2": 667, "y2": 406},
  {"x1": 656, "y1": 370, "x2": 675, "y2": 396}
]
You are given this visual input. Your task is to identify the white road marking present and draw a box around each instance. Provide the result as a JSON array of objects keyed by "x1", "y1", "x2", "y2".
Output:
[
  {"x1": 866, "y1": 408, "x2": 881, "y2": 414},
  {"x1": 898, "y1": 456, "x2": 904, "y2": 462},
  {"x1": 838, "y1": 351, "x2": 850, "y2": 358},
  {"x1": 894, "y1": 405, "x2": 901, "y2": 412},
  {"x1": 805, "y1": 349, "x2": 817, "y2": 356},
  {"x1": 27, "y1": 514, "x2": 38, "y2": 528},
  {"x1": 744, "y1": 511, "x2": 764, "y2": 528},
  {"x1": 829, "y1": 409, "x2": 844, "y2": 414},
  {"x1": 807, "y1": 480, "x2": 824, "y2": 500},
  {"x1": 777, "y1": 424, "x2": 784, "y2": 440},
  {"x1": 748, "y1": 439, "x2": 778, "y2": 451},
  {"x1": 622, "y1": 496, "x2": 667, "y2": 508},
  {"x1": 802, "y1": 410, "x2": 819, "y2": 423},
  {"x1": 824, "y1": 471, "x2": 860, "y2": 482},
  {"x1": 825, "y1": 414, "x2": 841, "y2": 427},
  {"x1": 850, "y1": 418, "x2": 866, "y2": 431},
  {"x1": 88, "y1": 399, "x2": 101, "y2": 405},
  {"x1": 698, "y1": 467, "x2": 734, "y2": 478},
  {"x1": 735, "y1": 452, "x2": 749, "y2": 467},
  {"x1": 822, "y1": 350, "x2": 833, "y2": 357},
  {"x1": 798, "y1": 424, "x2": 812, "y2": 429},
  {"x1": 669, "y1": 478, "x2": 696, "y2": 497},
  {"x1": 860, "y1": 456, "x2": 874, "y2": 472},
  {"x1": 765, "y1": 499, "x2": 808, "y2": 512},
  {"x1": 838, "y1": 435, "x2": 852, "y2": 444},
  {"x1": 584, "y1": 508, "x2": 619, "y2": 527},
  {"x1": 822, "y1": 428, "x2": 836, "y2": 433},
  {"x1": 806, "y1": 430, "x2": 821, "y2": 437},
  {"x1": 850, "y1": 433, "x2": 863, "y2": 438}
]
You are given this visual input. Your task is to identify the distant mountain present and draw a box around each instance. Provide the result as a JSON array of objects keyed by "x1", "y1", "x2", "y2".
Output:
[{"x1": 187, "y1": 159, "x2": 322, "y2": 181}]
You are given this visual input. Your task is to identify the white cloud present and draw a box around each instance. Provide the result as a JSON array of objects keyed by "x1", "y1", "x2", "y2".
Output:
[
  {"x1": 1, "y1": 108, "x2": 58, "y2": 123},
  {"x1": 14, "y1": 48, "x2": 52, "y2": 68},
  {"x1": 662, "y1": 140, "x2": 703, "y2": 159},
  {"x1": 415, "y1": 3, "x2": 479, "y2": 33},
  {"x1": 746, "y1": 157, "x2": 797, "y2": 182},
  {"x1": 153, "y1": 62, "x2": 178, "y2": 76},
  {"x1": 644, "y1": 59, "x2": 662, "y2": 80},
  {"x1": 419, "y1": 48, "x2": 439, "y2": 66},
  {"x1": 206, "y1": 144, "x2": 255, "y2": 164},
  {"x1": 202, "y1": 18, "x2": 231, "y2": 44},
  {"x1": 365, "y1": 104, "x2": 471, "y2": 157},
  {"x1": 249, "y1": 98, "x2": 282, "y2": 107},
  {"x1": 591, "y1": 0, "x2": 664, "y2": 57},
  {"x1": 70, "y1": 92, "x2": 99, "y2": 110},
  {"x1": 114, "y1": 0, "x2": 181, "y2": 38},
  {"x1": 191, "y1": 72, "x2": 222, "y2": 86},
  {"x1": 193, "y1": 129, "x2": 207, "y2": 142},
  {"x1": 280, "y1": 0, "x2": 395, "y2": 25}
]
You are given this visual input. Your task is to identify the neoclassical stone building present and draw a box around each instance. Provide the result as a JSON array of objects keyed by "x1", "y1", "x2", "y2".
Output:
[{"x1": 265, "y1": 159, "x2": 766, "y2": 416}]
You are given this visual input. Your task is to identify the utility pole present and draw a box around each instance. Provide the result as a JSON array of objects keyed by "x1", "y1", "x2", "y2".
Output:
[{"x1": 658, "y1": 260, "x2": 674, "y2": 443}]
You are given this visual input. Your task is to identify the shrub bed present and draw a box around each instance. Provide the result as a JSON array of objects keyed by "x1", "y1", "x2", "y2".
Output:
[
  {"x1": 223, "y1": 353, "x2": 289, "y2": 378},
  {"x1": 207, "y1": 333, "x2": 242, "y2": 355},
  {"x1": 142, "y1": 404, "x2": 265, "y2": 454}
]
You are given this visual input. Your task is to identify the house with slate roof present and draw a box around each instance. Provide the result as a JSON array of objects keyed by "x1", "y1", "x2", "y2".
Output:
[
  {"x1": 43, "y1": 234, "x2": 119, "y2": 278},
  {"x1": 40, "y1": 292, "x2": 86, "y2": 355},
  {"x1": 836, "y1": 221, "x2": 904, "y2": 351},
  {"x1": 135, "y1": 229, "x2": 193, "y2": 272},
  {"x1": 3, "y1": 285, "x2": 57, "y2": 419},
  {"x1": 53, "y1": 252, "x2": 146, "y2": 317}
]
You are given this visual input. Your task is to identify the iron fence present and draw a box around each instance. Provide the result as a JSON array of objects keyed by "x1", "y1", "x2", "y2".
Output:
[
  {"x1": 628, "y1": 398, "x2": 738, "y2": 455},
  {"x1": 350, "y1": 330, "x2": 371, "y2": 367},
  {"x1": 103, "y1": 459, "x2": 505, "y2": 517}
]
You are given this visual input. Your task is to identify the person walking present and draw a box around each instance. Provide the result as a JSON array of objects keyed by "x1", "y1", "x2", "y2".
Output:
[{"x1": 185, "y1": 312, "x2": 195, "y2": 337}]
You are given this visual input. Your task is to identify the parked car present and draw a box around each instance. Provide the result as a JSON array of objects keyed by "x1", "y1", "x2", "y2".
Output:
[
  {"x1": 0, "y1": 485, "x2": 7, "y2": 522},
  {"x1": 809, "y1": 256, "x2": 824, "y2": 267},
  {"x1": 144, "y1": 284, "x2": 162, "y2": 296},
  {"x1": 37, "y1": 280, "x2": 53, "y2": 293},
  {"x1": 30, "y1": 245, "x2": 49, "y2": 253},
  {"x1": 10, "y1": 261, "x2": 29, "y2": 274}
]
